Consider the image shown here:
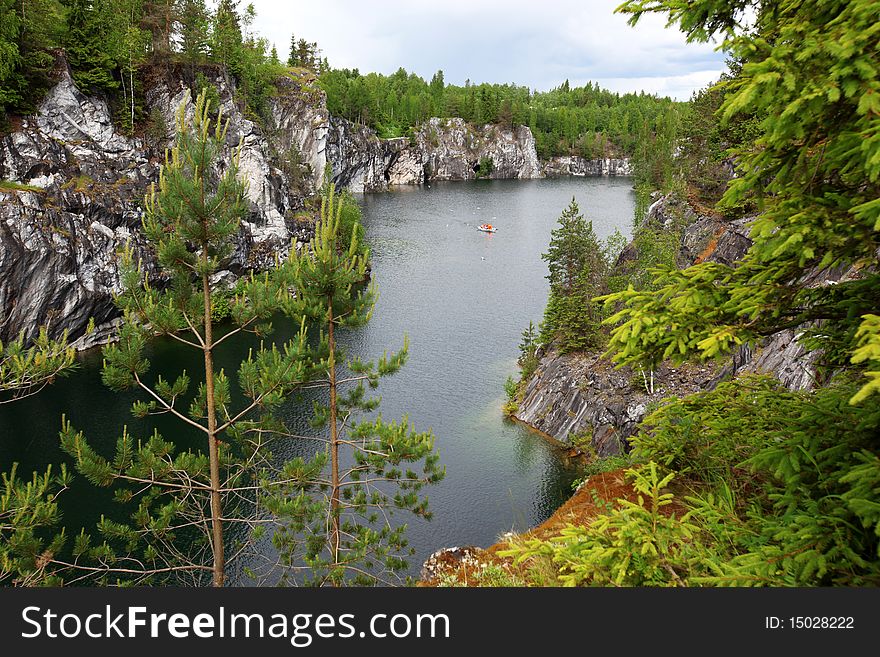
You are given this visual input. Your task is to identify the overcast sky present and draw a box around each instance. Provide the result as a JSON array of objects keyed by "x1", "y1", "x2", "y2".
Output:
[{"x1": 245, "y1": 0, "x2": 725, "y2": 100}]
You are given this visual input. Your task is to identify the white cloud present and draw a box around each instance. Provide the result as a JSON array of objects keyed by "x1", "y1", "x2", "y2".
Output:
[{"x1": 244, "y1": 0, "x2": 725, "y2": 99}]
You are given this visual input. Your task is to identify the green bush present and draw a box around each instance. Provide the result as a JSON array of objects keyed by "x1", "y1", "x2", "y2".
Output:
[
  {"x1": 503, "y1": 464, "x2": 706, "y2": 586},
  {"x1": 631, "y1": 375, "x2": 780, "y2": 489},
  {"x1": 210, "y1": 289, "x2": 233, "y2": 323},
  {"x1": 501, "y1": 375, "x2": 880, "y2": 587},
  {"x1": 475, "y1": 156, "x2": 493, "y2": 179}
]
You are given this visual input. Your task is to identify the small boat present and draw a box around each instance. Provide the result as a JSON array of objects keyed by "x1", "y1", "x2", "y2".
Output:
[{"x1": 477, "y1": 223, "x2": 497, "y2": 233}]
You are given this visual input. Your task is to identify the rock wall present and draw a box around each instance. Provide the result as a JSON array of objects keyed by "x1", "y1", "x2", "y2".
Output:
[
  {"x1": 422, "y1": 118, "x2": 543, "y2": 182},
  {"x1": 512, "y1": 192, "x2": 854, "y2": 453},
  {"x1": 515, "y1": 352, "x2": 719, "y2": 455},
  {"x1": 0, "y1": 60, "x2": 627, "y2": 349},
  {"x1": 543, "y1": 156, "x2": 631, "y2": 177},
  {"x1": 0, "y1": 65, "x2": 317, "y2": 348}
]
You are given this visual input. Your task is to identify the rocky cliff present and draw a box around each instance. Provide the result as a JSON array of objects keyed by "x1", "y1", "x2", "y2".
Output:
[
  {"x1": 542, "y1": 156, "x2": 632, "y2": 177},
  {"x1": 512, "y1": 192, "x2": 849, "y2": 454},
  {"x1": 0, "y1": 62, "x2": 558, "y2": 349},
  {"x1": 399, "y1": 118, "x2": 543, "y2": 183},
  {"x1": 0, "y1": 65, "x2": 318, "y2": 348},
  {"x1": 514, "y1": 352, "x2": 719, "y2": 455}
]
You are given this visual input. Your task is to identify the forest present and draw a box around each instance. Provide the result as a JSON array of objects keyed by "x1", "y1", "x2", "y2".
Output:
[
  {"x1": 319, "y1": 68, "x2": 679, "y2": 159},
  {"x1": 492, "y1": 0, "x2": 880, "y2": 588},
  {"x1": 1, "y1": 0, "x2": 878, "y2": 590},
  {"x1": 0, "y1": 0, "x2": 680, "y2": 159}
]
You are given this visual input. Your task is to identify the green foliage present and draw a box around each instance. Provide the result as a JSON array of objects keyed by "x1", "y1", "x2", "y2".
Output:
[
  {"x1": 0, "y1": 179, "x2": 44, "y2": 192},
  {"x1": 0, "y1": 0, "x2": 20, "y2": 114},
  {"x1": 209, "y1": 288, "x2": 232, "y2": 323},
  {"x1": 632, "y1": 375, "x2": 778, "y2": 489},
  {"x1": 631, "y1": 104, "x2": 680, "y2": 192},
  {"x1": 436, "y1": 562, "x2": 527, "y2": 587},
  {"x1": 59, "y1": 90, "x2": 315, "y2": 585},
  {"x1": 65, "y1": 0, "x2": 119, "y2": 94},
  {"x1": 539, "y1": 198, "x2": 612, "y2": 352},
  {"x1": 319, "y1": 66, "x2": 681, "y2": 157},
  {"x1": 678, "y1": 65, "x2": 761, "y2": 208},
  {"x1": 573, "y1": 453, "x2": 633, "y2": 488},
  {"x1": 567, "y1": 427, "x2": 593, "y2": 453},
  {"x1": 636, "y1": 375, "x2": 880, "y2": 586},
  {"x1": 0, "y1": 0, "x2": 65, "y2": 117},
  {"x1": 503, "y1": 464, "x2": 703, "y2": 586},
  {"x1": 475, "y1": 156, "x2": 494, "y2": 179},
  {"x1": 286, "y1": 35, "x2": 323, "y2": 71},
  {"x1": 0, "y1": 463, "x2": 71, "y2": 586},
  {"x1": 517, "y1": 321, "x2": 539, "y2": 381},
  {"x1": 850, "y1": 314, "x2": 880, "y2": 404},
  {"x1": 193, "y1": 71, "x2": 220, "y2": 116},
  {"x1": 178, "y1": 0, "x2": 210, "y2": 64},
  {"x1": 265, "y1": 184, "x2": 444, "y2": 585},
  {"x1": 501, "y1": 371, "x2": 880, "y2": 587},
  {"x1": 0, "y1": 322, "x2": 78, "y2": 586},
  {"x1": 608, "y1": 0, "x2": 880, "y2": 404},
  {"x1": 0, "y1": 328, "x2": 77, "y2": 403},
  {"x1": 617, "y1": 218, "x2": 680, "y2": 294},
  {"x1": 502, "y1": 375, "x2": 520, "y2": 416}
]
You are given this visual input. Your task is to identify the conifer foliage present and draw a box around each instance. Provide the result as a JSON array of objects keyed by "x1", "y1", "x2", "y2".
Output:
[
  {"x1": 540, "y1": 198, "x2": 609, "y2": 352},
  {"x1": 59, "y1": 90, "x2": 311, "y2": 586},
  {"x1": 264, "y1": 185, "x2": 445, "y2": 586},
  {"x1": 53, "y1": 92, "x2": 442, "y2": 586},
  {"x1": 608, "y1": 0, "x2": 880, "y2": 405},
  {"x1": 0, "y1": 329, "x2": 77, "y2": 586}
]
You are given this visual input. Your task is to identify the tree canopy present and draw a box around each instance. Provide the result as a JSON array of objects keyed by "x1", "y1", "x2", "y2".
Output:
[{"x1": 604, "y1": 0, "x2": 880, "y2": 404}]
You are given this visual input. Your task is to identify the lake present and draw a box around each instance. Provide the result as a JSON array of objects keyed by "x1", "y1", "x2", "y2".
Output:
[{"x1": 0, "y1": 176, "x2": 634, "y2": 583}]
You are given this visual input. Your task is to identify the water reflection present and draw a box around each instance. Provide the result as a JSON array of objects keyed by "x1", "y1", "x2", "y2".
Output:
[{"x1": 0, "y1": 176, "x2": 634, "y2": 581}]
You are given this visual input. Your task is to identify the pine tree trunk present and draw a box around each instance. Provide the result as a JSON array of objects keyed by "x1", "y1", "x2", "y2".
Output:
[
  {"x1": 328, "y1": 298, "x2": 341, "y2": 577},
  {"x1": 202, "y1": 268, "x2": 225, "y2": 587}
]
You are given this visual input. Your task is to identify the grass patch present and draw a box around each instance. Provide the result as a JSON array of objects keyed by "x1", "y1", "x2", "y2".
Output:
[{"x1": 0, "y1": 179, "x2": 44, "y2": 193}]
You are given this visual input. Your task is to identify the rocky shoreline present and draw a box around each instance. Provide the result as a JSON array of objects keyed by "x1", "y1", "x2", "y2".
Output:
[
  {"x1": 510, "y1": 192, "x2": 854, "y2": 455},
  {"x1": 0, "y1": 61, "x2": 631, "y2": 350}
]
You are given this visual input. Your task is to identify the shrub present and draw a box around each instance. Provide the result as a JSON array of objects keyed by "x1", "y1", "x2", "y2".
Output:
[
  {"x1": 475, "y1": 156, "x2": 494, "y2": 179},
  {"x1": 502, "y1": 464, "x2": 707, "y2": 586}
]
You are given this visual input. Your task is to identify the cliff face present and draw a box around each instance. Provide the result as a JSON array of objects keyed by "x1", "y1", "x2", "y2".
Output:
[
  {"x1": 0, "y1": 61, "x2": 630, "y2": 349},
  {"x1": 410, "y1": 118, "x2": 543, "y2": 183},
  {"x1": 515, "y1": 352, "x2": 719, "y2": 455},
  {"x1": 0, "y1": 66, "x2": 312, "y2": 348},
  {"x1": 543, "y1": 156, "x2": 632, "y2": 177},
  {"x1": 512, "y1": 192, "x2": 848, "y2": 454}
]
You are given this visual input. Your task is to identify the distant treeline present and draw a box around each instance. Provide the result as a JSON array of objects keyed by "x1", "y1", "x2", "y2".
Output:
[
  {"x1": 0, "y1": 1, "x2": 679, "y2": 160},
  {"x1": 319, "y1": 69, "x2": 680, "y2": 158}
]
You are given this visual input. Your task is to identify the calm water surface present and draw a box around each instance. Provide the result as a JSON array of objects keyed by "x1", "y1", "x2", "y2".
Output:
[{"x1": 0, "y1": 176, "x2": 634, "y2": 581}]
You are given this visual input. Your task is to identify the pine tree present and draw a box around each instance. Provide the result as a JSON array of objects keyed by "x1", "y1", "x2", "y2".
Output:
[
  {"x1": 295, "y1": 38, "x2": 310, "y2": 69},
  {"x1": 539, "y1": 198, "x2": 607, "y2": 352},
  {"x1": 0, "y1": 328, "x2": 76, "y2": 403},
  {"x1": 177, "y1": 0, "x2": 210, "y2": 64},
  {"x1": 286, "y1": 33, "x2": 298, "y2": 67},
  {"x1": 610, "y1": 0, "x2": 880, "y2": 404},
  {"x1": 264, "y1": 184, "x2": 445, "y2": 586},
  {"x1": 211, "y1": 0, "x2": 243, "y2": 75},
  {"x1": 0, "y1": 328, "x2": 77, "y2": 585},
  {"x1": 59, "y1": 91, "x2": 311, "y2": 586},
  {"x1": 0, "y1": 0, "x2": 20, "y2": 113},
  {"x1": 64, "y1": 0, "x2": 118, "y2": 93},
  {"x1": 140, "y1": 0, "x2": 174, "y2": 54}
]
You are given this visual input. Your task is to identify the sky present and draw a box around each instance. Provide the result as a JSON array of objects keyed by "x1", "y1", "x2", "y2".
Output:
[{"x1": 245, "y1": 0, "x2": 726, "y2": 100}]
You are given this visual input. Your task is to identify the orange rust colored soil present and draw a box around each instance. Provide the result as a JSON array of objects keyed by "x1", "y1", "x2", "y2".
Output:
[
  {"x1": 422, "y1": 468, "x2": 685, "y2": 586},
  {"x1": 418, "y1": 468, "x2": 684, "y2": 586},
  {"x1": 693, "y1": 226, "x2": 728, "y2": 264}
]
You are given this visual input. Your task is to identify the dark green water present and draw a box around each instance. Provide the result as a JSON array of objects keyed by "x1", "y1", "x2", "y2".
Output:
[{"x1": 0, "y1": 176, "x2": 634, "y2": 581}]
